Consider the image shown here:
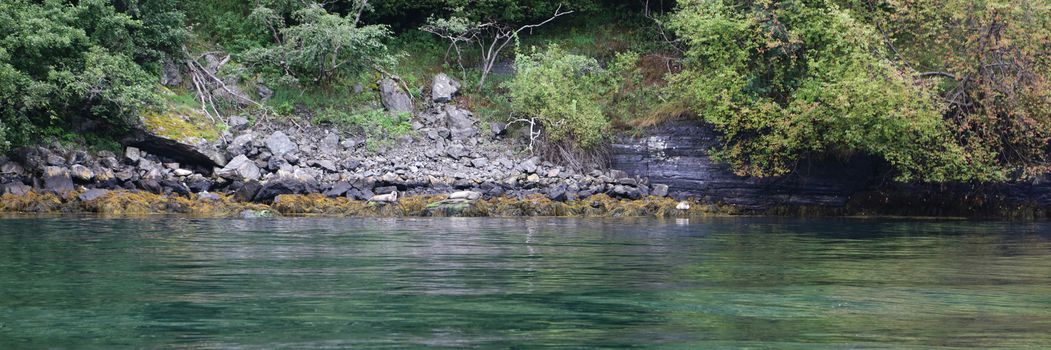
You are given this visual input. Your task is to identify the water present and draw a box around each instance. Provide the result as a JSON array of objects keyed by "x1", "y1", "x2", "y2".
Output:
[{"x1": 0, "y1": 217, "x2": 1049, "y2": 349}]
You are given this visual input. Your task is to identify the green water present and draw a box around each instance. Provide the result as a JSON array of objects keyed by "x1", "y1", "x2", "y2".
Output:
[{"x1": 0, "y1": 218, "x2": 1049, "y2": 349}]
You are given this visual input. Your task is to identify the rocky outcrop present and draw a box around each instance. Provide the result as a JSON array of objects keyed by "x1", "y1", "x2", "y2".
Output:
[
  {"x1": 124, "y1": 127, "x2": 227, "y2": 170},
  {"x1": 431, "y1": 73, "x2": 461, "y2": 103},
  {"x1": 379, "y1": 77, "x2": 413, "y2": 114}
]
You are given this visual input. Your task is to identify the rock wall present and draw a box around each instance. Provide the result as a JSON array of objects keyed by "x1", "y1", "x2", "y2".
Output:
[{"x1": 612, "y1": 120, "x2": 1051, "y2": 216}]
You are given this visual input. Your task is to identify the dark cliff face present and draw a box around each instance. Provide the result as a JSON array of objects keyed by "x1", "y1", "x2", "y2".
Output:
[{"x1": 612, "y1": 120, "x2": 1051, "y2": 216}]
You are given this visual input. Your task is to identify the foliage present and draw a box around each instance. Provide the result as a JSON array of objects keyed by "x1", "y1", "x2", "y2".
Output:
[
  {"x1": 314, "y1": 109, "x2": 413, "y2": 151},
  {"x1": 0, "y1": 0, "x2": 186, "y2": 150},
  {"x1": 667, "y1": 0, "x2": 1001, "y2": 182},
  {"x1": 0, "y1": 119, "x2": 8, "y2": 153},
  {"x1": 503, "y1": 46, "x2": 616, "y2": 148},
  {"x1": 244, "y1": 4, "x2": 396, "y2": 87}
]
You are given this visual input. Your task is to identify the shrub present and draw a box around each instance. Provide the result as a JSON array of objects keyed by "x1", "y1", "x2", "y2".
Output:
[
  {"x1": 668, "y1": 0, "x2": 998, "y2": 182},
  {"x1": 503, "y1": 46, "x2": 614, "y2": 149},
  {"x1": 314, "y1": 109, "x2": 412, "y2": 152}
]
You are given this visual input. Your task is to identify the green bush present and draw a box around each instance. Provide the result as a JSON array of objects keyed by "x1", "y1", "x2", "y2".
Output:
[
  {"x1": 668, "y1": 0, "x2": 997, "y2": 182},
  {"x1": 503, "y1": 46, "x2": 615, "y2": 148},
  {"x1": 314, "y1": 109, "x2": 412, "y2": 152},
  {"x1": 244, "y1": 4, "x2": 396, "y2": 87},
  {"x1": 0, "y1": 119, "x2": 8, "y2": 153}
]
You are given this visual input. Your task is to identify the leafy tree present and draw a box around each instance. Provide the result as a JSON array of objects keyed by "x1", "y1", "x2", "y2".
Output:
[
  {"x1": 245, "y1": 3, "x2": 396, "y2": 86},
  {"x1": 668, "y1": 0, "x2": 996, "y2": 182},
  {"x1": 504, "y1": 46, "x2": 614, "y2": 151}
]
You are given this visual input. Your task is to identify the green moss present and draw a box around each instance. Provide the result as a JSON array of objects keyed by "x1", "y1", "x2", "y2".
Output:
[{"x1": 143, "y1": 109, "x2": 221, "y2": 142}]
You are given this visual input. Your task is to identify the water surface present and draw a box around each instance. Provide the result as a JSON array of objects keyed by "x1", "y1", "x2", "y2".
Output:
[{"x1": 1, "y1": 217, "x2": 1049, "y2": 349}]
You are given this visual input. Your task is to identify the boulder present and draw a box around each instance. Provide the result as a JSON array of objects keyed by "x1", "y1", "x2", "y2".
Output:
[
  {"x1": 124, "y1": 147, "x2": 143, "y2": 164},
  {"x1": 256, "y1": 82, "x2": 273, "y2": 101},
  {"x1": 323, "y1": 182, "x2": 353, "y2": 198},
  {"x1": 1, "y1": 162, "x2": 25, "y2": 176},
  {"x1": 652, "y1": 184, "x2": 670, "y2": 197},
  {"x1": 217, "y1": 155, "x2": 261, "y2": 181},
  {"x1": 431, "y1": 73, "x2": 461, "y2": 103},
  {"x1": 173, "y1": 169, "x2": 193, "y2": 177},
  {"x1": 1, "y1": 182, "x2": 31, "y2": 196},
  {"x1": 444, "y1": 107, "x2": 477, "y2": 140},
  {"x1": 253, "y1": 179, "x2": 319, "y2": 202},
  {"x1": 448, "y1": 190, "x2": 482, "y2": 200},
  {"x1": 232, "y1": 181, "x2": 262, "y2": 202},
  {"x1": 160, "y1": 58, "x2": 182, "y2": 86},
  {"x1": 78, "y1": 189, "x2": 110, "y2": 202},
  {"x1": 265, "y1": 131, "x2": 298, "y2": 157},
  {"x1": 43, "y1": 166, "x2": 75, "y2": 193},
  {"x1": 489, "y1": 122, "x2": 507, "y2": 137},
  {"x1": 379, "y1": 77, "x2": 413, "y2": 114},
  {"x1": 519, "y1": 158, "x2": 538, "y2": 174},
  {"x1": 423, "y1": 199, "x2": 472, "y2": 216},
  {"x1": 546, "y1": 186, "x2": 568, "y2": 202},
  {"x1": 445, "y1": 144, "x2": 468, "y2": 159},
  {"x1": 69, "y1": 165, "x2": 95, "y2": 182},
  {"x1": 228, "y1": 116, "x2": 250, "y2": 130}
]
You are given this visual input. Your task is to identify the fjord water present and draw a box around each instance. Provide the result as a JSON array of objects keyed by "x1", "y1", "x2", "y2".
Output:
[{"x1": 1, "y1": 218, "x2": 1049, "y2": 349}]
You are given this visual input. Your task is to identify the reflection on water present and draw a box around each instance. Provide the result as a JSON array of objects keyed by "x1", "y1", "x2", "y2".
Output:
[{"x1": 0, "y1": 217, "x2": 1049, "y2": 348}]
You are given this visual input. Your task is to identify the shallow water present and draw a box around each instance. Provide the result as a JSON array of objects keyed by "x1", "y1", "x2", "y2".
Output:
[{"x1": 0, "y1": 217, "x2": 1049, "y2": 349}]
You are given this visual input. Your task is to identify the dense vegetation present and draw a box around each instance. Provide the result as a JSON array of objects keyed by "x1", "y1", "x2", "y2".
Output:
[{"x1": 0, "y1": 0, "x2": 1047, "y2": 183}]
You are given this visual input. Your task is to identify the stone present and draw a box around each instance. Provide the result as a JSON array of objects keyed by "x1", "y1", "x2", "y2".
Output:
[
  {"x1": 232, "y1": 181, "x2": 262, "y2": 202},
  {"x1": 520, "y1": 158, "x2": 538, "y2": 174},
  {"x1": 445, "y1": 107, "x2": 477, "y2": 140},
  {"x1": 1, "y1": 162, "x2": 25, "y2": 176},
  {"x1": 70, "y1": 164, "x2": 95, "y2": 182},
  {"x1": 431, "y1": 73, "x2": 461, "y2": 103},
  {"x1": 369, "y1": 191, "x2": 399, "y2": 203},
  {"x1": 546, "y1": 168, "x2": 561, "y2": 178},
  {"x1": 610, "y1": 169, "x2": 630, "y2": 180},
  {"x1": 43, "y1": 166, "x2": 75, "y2": 193},
  {"x1": 470, "y1": 158, "x2": 489, "y2": 168},
  {"x1": 652, "y1": 184, "x2": 670, "y2": 197},
  {"x1": 374, "y1": 186, "x2": 398, "y2": 195},
  {"x1": 198, "y1": 192, "x2": 222, "y2": 202},
  {"x1": 160, "y1": 58, "x2": 182, "y2": 86},
  {"x1": 78, "y1": 189, "x2": 110, "y2": 202},
  {"x1": 445, "y1": 144, "x2": 468, "y2": 159},
  {"x1": 448, "y1": 190, "x2": 482, "y2": 200},
  {"x1": 422, "y1": 199, "x2": 472, "y2": 216},
  {"x1": 47, "y1": 154, "x2": 66, "y2": 166},
  {"x1": 321, "y1": 133, "x2": 340, "y2": 151},
  {"x1": 323, "y1": 182, "x2": 353, "y2": 198},
  {"x1": 379, "y1": 77, "x2": 413, "y2": 114},
  {"x1": 256, "y1": 83, "x2": 274, "y2": 101},
  {"x1": 308, "y1": 159, "x2": 338, "y2": 173},
  {"x1": 228, "y1": 116, "x2": 250, "y2": 129},
  {"x1": 2, "y1": 182, "x2": 31, "y2": 196},
  {"x1": 173, "y1": 169, "x2": 193, "y2": 177},
  {"x1": 125, "y1": 128, "x2": 228, "y2": 168},
  {"x1": 265, "y1": 131, "x2": 298, "y2": 157},
  {"x1": 217, "y1": 155, "x2": 262, "y2": 181},
  {"x1": 526, "y1": 174, "x2": 541, "y2": 183},
  {"x1": 489, "y1": 122, "x2": 507, "y2": 137},
  {"x1": 125, "y1": 146, "x2": 143, "y2": 164},
  {"x1": 546, "y1": 186, "x2": 568, "y2": 202},
  {"x1": 254, "y1": 179, "x2": 319, "y2": 202}
]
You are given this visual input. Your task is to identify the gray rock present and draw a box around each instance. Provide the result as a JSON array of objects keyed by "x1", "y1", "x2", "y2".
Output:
[
  {"x1": 520, "y1": 158, "x2": 538, "y2": 174},
  {"x1": 160, "y1": 58, "x2": 182, "y2": 86},
  {"x1": 445, "y1": 107, "x2": 477, "y2": 140},
  {"x1": 489, "y1": 122, "x2": 507, "y2": 137},
  {"x1": 431, "y1": 73, "x2": 461, "y2": 103},
  {"x1": 321, "y1": 133, "x2": 340, "y2": 151},
  {"x1": 445, "y1": 144, "x2": 468, "y2": 159},
  {"x1": 43, "y1": 166, "x2": 75, "y2": 193},
  {"x1": 374, "y1": 186, "x2": 398, "y2": 195},
  {"x1": 1, "y1": 162, "x2": 25, "y2": 176},
  {"x1": 256, "y1": 83, "x2": 274, "y2": 101},
  {"x1": 78, "y1": 189, "x2": 110, "y2": 202},
  {"x1": 70, "y1": 164, "x2": 95, "y2": 182},
  {"x1": 470, "y1": 157, "x2": 489, "y2": 168},
  {"x1": 546, "y1": 186, "x2": 568, "y2": 202},
  {"x1": 217, "y1": 155, "x2": 261, "y2": 181},
  {"x1": 323, "y1": 182, "x2": 353, "y2": 198},
  {"x1": 228, "y1": 116, "x2": 250, "y2": 129},
  {"x1": 310, "y1": 159, "x2": 338, "y2": 173},
  {"x1": 173, "y1": 169, "x2": 193, "y2": 177},
  {"x1": 610, "y1": 169, "x2": 630, "y2": 180},
  {"x1": 652, "y1": 184, "x2": 669, "y2": 197},
  {"x1": 2, "y1": 182, "x2": 31, "y2": 196},
  {"x1": 198, "y1": 192, "x2": 222, "y2": 201},
  {"x1": 379, "y1": 77, "x2": 413, "y2": 114},
  {"x1": 47, "y1": 154, "x2": 66, "y2": 166},
  {"x1": 254, "y1": 179, "x2": 319, "y2": 202},
  {"x1": 265, "y1": 131, "x2": 298, "y2": 157}
]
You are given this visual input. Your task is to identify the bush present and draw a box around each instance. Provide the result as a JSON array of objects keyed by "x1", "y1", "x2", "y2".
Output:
[
  {"x1": 503, "y1": 46, "x2": 615, "y2": 149},
  {"x1": 668, "y1": 0, "x2": 997, "y2": 182},
  {"x1": 314, "y1": 109, "x2": 412, "y2": 152},
  {"x1": 244, "y1": 4, "x2": 396, "y2": 87},
  {"x1": 0, "y1": 120, "x2": 8, "y2": 153}
]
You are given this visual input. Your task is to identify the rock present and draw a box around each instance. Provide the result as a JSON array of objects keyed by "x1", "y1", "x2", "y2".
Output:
[
  {"x1": 254, "y1": 179, "x2": 319, "y2": 202},
  {"x1": 445, "y1": 144, "x2": 468, "y2": 159},
  {"x1": 1, "y1": 162, "x2": 25, "y2": 176},
  {"x1": 546, "y1": 186, "x2": 568, "y2": 202},
  {"x1": 676, "y1": 201, "x2": 691, "y2": 210},
  {"x1": 2, "y1": 182, "x2": 31, "y2": 196},
  {"x1": 520, "y1": 158, "x2": 538, "y2": 174},
  {"x1": 369, "y1": 191, "x2": 399, "y2": 203},
  {"x1": 173, "y1": 169, "x2": 193, "y2": 177},
  {"x1": 547, "y1": 168, "x2": 561, "y2": 178},
  {"x1": 43, "y1": 166, "x2": 75, "y2": 193},
  {"x1": 449, "y1": 190, "x2": 482, "y2": 200},
  {"x1": 160, "y1": 58, "x2": 182, "y2": 86},
  {"x1": 321, "y1": 133, "x2": 340, "y2": 151},
  {"x1": 652, "y1": 184, "x2": 669, "y2": 197},
  {"x1": 46, "y1": 154, "x2": 66, "y2": 166},
  {"x1": 256, "y1": 83, "x2": 273, "y2": 101},
  {"x1": 186, "y1": 177, "x2": 213, "y2": 193},
  {"x1": 198, "y1": 192, "x2": 222, "y2": 202},
  {"x1": 232, "y1": 181, "x2": 262, "y2": 202},
  {"x1": 265, "y1": 131, "x2": 298, "y2": 157},
  {"x1": 431, "y1": 73, "x2": 461, "y2": 103},
  {"x1": 228, "y1": 116, "x2": 250, "y2": 129},
  {"x1": 445, "y1": 107, "x2": 477, "y2": 140},
  {"x1": 78, "y1": 189, "x2": 110, "y2": 202},
  {"x1": 323, "y1": 182, "x2": 353, "y2": 198},
  {"x1": 69, "y1": 165, "x2": 95, "y2": 182},
  {"x1": 379, "y1": 77, "x2": 413, "y2": 114},
  {"x1": 610, "y1": 169, "x2": 630, "y2": 180},
  {"x1": 217, "y1": 155, "x2": 262, "y2": 181},
  {"x1": 489, "y1": 122, "x2": 507, "y2": 137},
  {"x1": 308, "y1": 159, "x2": 338, "y2": 173},
  {"x1": 374, "y1": 185, "x2": 398, "y2": 195},
  {"x1": 470, "y1": 158, "x2": 489, "y2": 168},
  {"x1": 526, "y1": 174, "x2": 541, "y2": 183},
  {"x1": 125, "y1": 129, "x2": 227, "y2": 168},
  {"x1": 422, "y1": 199, "x2": 472, "y2": 216}
]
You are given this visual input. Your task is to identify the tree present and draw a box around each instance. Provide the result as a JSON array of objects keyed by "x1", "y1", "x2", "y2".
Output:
[
  {"x1": 668, "y1": 0, "x2": 993, "y2": 182},
  {"x1": 245, "y1": 3, "x2": 396, "y2": 87},
  {"x1": 422, "y1": 5, "x2": 573, "y2": 91}
]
